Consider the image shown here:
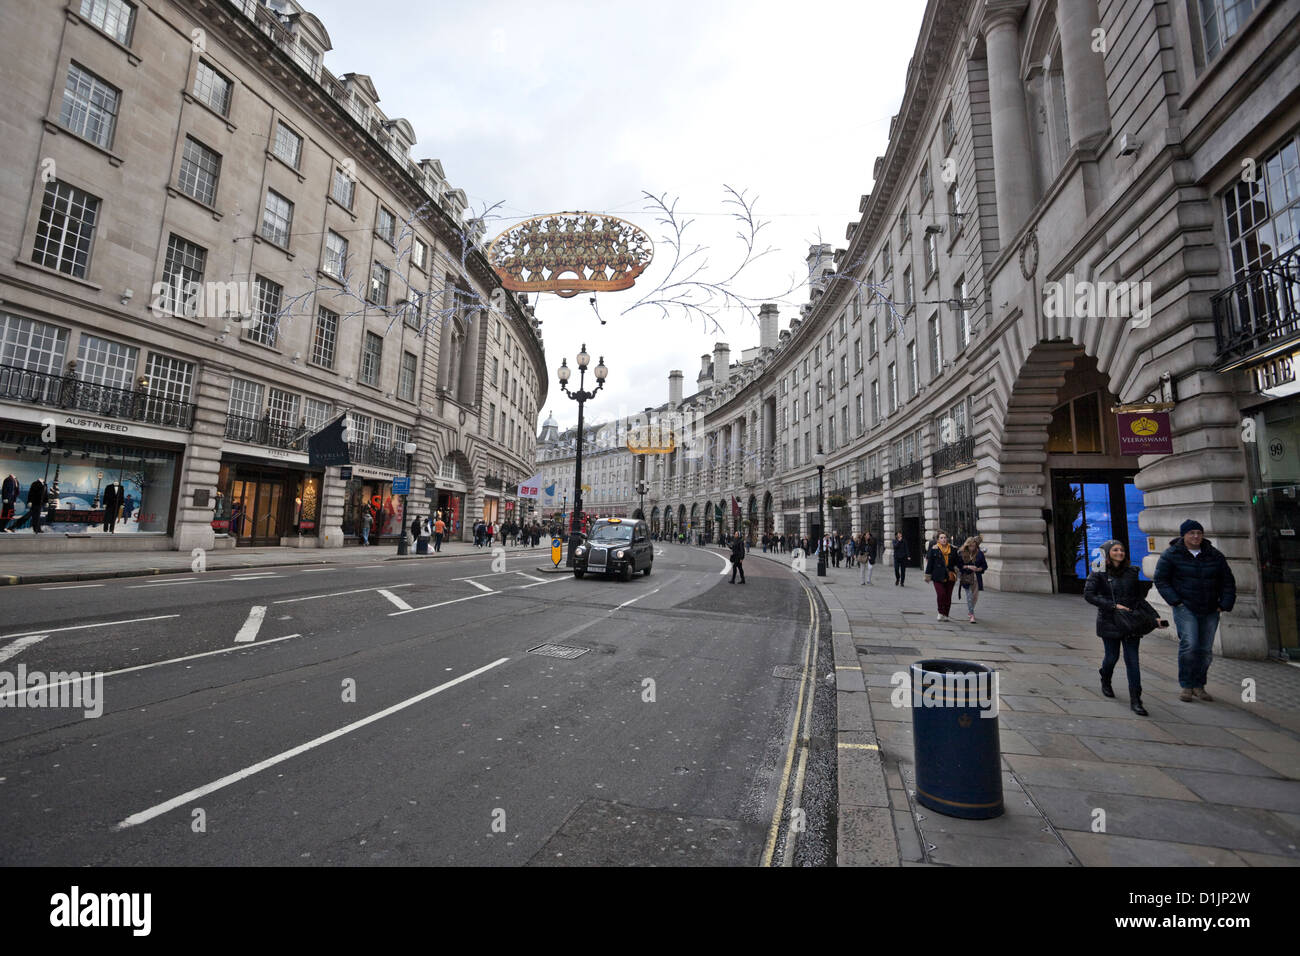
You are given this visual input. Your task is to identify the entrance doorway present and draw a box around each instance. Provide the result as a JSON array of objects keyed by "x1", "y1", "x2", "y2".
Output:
[
  {"x1": 895, "y1": 493, "x2": 924, "y2": 567},
  {"x1": 229, "y1": 473, "x2": 285, "y2": 546},
  {"x1": 1050, "y1": 471, "x2": 1147, "y2": 593}
]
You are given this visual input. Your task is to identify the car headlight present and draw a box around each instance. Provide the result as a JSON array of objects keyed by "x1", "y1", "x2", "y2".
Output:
[
  {"x1": 576, "y1": 546, "x2": 586, "y2": 555},
  {"x1": 615, "y1": 549, "x2": 626, "y2": 558}
]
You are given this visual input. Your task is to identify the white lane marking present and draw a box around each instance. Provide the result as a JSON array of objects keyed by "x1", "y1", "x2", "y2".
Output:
[
  {"x1": 514, "y1": 573, "x2": 547, "y2": 583},
  {"x1": 614, "y1": 587, "x2": 661, "y2": 611},
  {"x1": 300, "y1": 568, "x2": 336, "y2": 573},
  {"x1": 0, "y1": 635, "x2": 47, "y2": 665},
  {"x1": 518, "y1": 578, "x2": 565, "y2": 589},
  {"x1": 389, "y1": 590, "x2": 492, "y2": 616},
  {"x1": 272, "y1": 584, "x2": 413, "y2": 605},
  {"x1": 113, "y1": 657, "x2": 511, "y2": 831},
  {"x1": 40, "y1": 584, "x2": 105, "y2": 591},
  {"x1": 0, "y1": 635, "x2": 303, "y2": 705},
  {"x1": 376, "y1": 589, "x2": 413, "y2": 612},
  {"x1": 234, "y1": 606, "x2": 267, "y2": 643},
  {"x1": 355, "y1": 565, "x2": 387, "y2": 569},
  {"x1": 464, "y1": 579, "x2": 494, "y2": 593},
  {"x1": 129, "y1": 579, "x2": 205, "y2": 589},
  {"x1": 691, "y1": 547, "x2": 732, "y2": 574},
  {"x1": 229, "y1": 573, "x2": 281, "y2": 581},
  {"x1": 0, "y1": 614, "x2": 180, "y2": 641}
]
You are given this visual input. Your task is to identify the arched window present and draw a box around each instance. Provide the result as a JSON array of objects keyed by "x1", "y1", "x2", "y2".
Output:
[{"x1": 1048, "y1": 392, "x2": 1103, "y2": 454}]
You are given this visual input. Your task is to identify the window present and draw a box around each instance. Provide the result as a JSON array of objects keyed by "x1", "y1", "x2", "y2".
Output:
[
  {"x1": 160, "y1": 234, "x2": 205, "y2": 316},
  {"x1": 304, "y1": 398, "x2": 331, "y2": 433},
  {"x1": 77, "y1": 334, "x2": 137, "y2": 389},
  {"x1": 412, "y1": 237, "x2": 428, "y2": 271},
  {"x1": 956, "y1": 276, "x2": 972, "y2": 348},
  {"x1": 369, "y1": 262, "x2": 389, "y2": 306},
  {"x1": 853, "y1": 293, "x2": 862, "y2": 323},
  {"x1": 1048, "y1": 393, "x2": 1104, "y2": 453},
  {"x1": 32, "y1": 181, "x2": 99, "y2": 279},
  {"x1": 61, "y1": 63, "x2": 119, "y2": 149},
  {"x1": 227, "y1": 377, "x2": 263, "y2": 420},
  {"x1": 193, "y1": 60, "x2": 232, "y2": 116},
  {"x1": 177, "y1": 136, "x2": 221, "y2": 206},
  {"x1": 373, "y1": 420, "x2": 393, "y2": 449},
  {"x1": 907, "y1": 342, "x2": 918, "y2": 397},
  {"x1": 881, "y1": 243, "x2": 892, "y2": 276},
  {"x1": 793, "y1": 398, "x2": 799, "y2": 421},
  {"x1": 853, "y1": 338, "x2": 863, "y2": 372},
  {"x1": 331, "y1": 166, "x2": 355, "y2": 209},
  {"x1": 272, "y1": 121, "x2": 302, "y2": 168},
  {"x1": 488, "y1": 402, "x2": 496, "y2": 438},
  {"x1": 79, "y1": 0, "x2": 134, "y2": 44},
  {"x1": 868, "y1": 320, "x2": 879, "y2": 358},
  {"x1": 919, "y1": 160, "x2": 932, "y2": 202},
  {"x1": 144, "y1": 352, "x2": 194, "y2": 415},
  {"x1": 814, "y1": 345, "x2": 821, "y2": 366},
  {"x1": 804, "y1": 390, "x2": 810, "y2": 415},
  {"x1": 260, "y1": 189, "x2": 293, "y2": 247},
  {"x1": 942, "y1": 105, "x2": 956, "y2": 151},
  {"x1": 359, "y1": 331, "x2": 383, "y2": 386},
  {"x1": 898, "y1": 209, "x2": 910, "y2": 244},
  {"x1": 350, "y1": 413, "x2": 372, "y2": 448},
  {"x1": 1199, "y1": 0, "x2": 1261, "y2": 62},
  {"x1": 399, "y1": 352, "x2": 417, "y2": 401},
  {"x1": 490, "y1": 356, "x2": 499, "y2": 385},
  {"x1": 840, "y1": 354, "x2": 849, "y2": 385},
  {"x1": 246, "y1": 276, "x2": 282, "y2": 347},
  {"x1": 323, "y1": 230, "x2": 347, "y2": 279},
  {"x1": 311, "y1": 306, "x2": 337, "y2": 368},
  {"x1": 944, "y1": 398, "x2": 970, "y2": 441},
  {"x1": 1223, "y1": 132, "x2": 1300, "y2": 280},
  {"x1": 855, "y1": 394, "x2": 864, "y2": 434},
  {"x1": 903, "y1": 265, "x2": 914, "y2": 312},
  {"x1": 268, "y1": 388, "x2": 300, "y2": 429},
  {"x1": 1, "y1": 315, "x2": 68, "y2": 373},
  {"x1": 500, "y1": 410, "x2": 506, "y2": 438},
  {"x1": 871, "y1": 380, "x2": 880, "y2": 424},
  {"x1": 802, "y1": 357, "x2": 809, "y2": 378},
  {"x1": 888, "y1": 363, "x2": 898, "y2": 412},
  {"x1": 377, "y1": 206, "x2": 396, "y2": 244},
  {"x1": 929, "y1": 313, "x2": 943, "y2": 376},
  {"x1": 826, "y1": 418, "x2": 834, "y2": 451},
  {"x1": 925, "y1": 231, "x2": 939, "y2": 279},
  {"x1": 947, "y1": 180, "x2": 962, "y2": 223}
]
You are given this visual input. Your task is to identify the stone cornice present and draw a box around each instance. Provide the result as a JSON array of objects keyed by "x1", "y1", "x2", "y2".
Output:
[{"x1": 982, "y1": 0, "x2": 1028, "y2": 34}]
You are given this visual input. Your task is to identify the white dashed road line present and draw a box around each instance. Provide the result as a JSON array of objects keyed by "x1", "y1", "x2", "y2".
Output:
[
  {"x1": 0, "y1": 615, "x2": 180, "y2": 641},
  {"x1": 40, "y1": 584, "x2": 105, "y2": 590},
  {"x1": 0, "y1": 635, "x2": 47, "y2": 665},
  {"x1": 234, "y1": 606, "x2": 267, "y2": 643},
  {"x1": 271, "y1": 584, "x2": 413, "y2": 605},
  {"x1": 376, "y1": 589, "x2": 413, "y2": 612}
]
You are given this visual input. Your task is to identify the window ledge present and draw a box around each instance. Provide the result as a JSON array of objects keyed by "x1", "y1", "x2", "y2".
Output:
[
  {"x1": 326, "y1": 194, "x2": 357, "y2": 220},
  {"x1": 42, "y1": 120, "x2": 125, "y2": 166},
  {"x1": 239, "y1": 337, "x2": 283, "y2": 355},
  {"x1": 65, "y1": 6, "x2": 141, "y2": 66},
  {"x1": 316, "y1": 268, "x2": 344, "y2": 287},
  {"x1": 307, "y1": 359, "x2": 337, "y2": 375},
  {"x1": 14, "y1": 257, "x2": 101, "y2": 291},
  {"x1": 252, "y1": 234, "x2": 294, "y2": 260},
  {"x1": 265, "y1": 150, "x2": 306, "y2": 183},
  {"x1": 181, "y1": 91, "x2": 236, "y2": 132},
  {"x1": 165, "y1": 184, "x2": 223, "y2": 220}
]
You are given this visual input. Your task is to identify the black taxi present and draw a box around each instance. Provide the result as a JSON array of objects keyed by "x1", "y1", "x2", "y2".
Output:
[{"x1": 572, "y1": 518, "x2": 653, "y2": 581}]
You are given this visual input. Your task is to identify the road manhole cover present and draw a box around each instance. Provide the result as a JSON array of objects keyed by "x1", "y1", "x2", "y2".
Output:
[{"x1": 527, "y1": 643, "x2": 590, "y2": 660}]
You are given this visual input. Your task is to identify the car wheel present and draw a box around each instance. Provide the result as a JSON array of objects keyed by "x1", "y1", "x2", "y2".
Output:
[
  {"x1": 621, "y1": 562, "x2": 634, "y2": 582},
  {"x1": 574, "y1": 569, "x2": 585, "y2": 579},
  {"x1": 642, "y1": 563, "x2": 652, "y2": 576}
]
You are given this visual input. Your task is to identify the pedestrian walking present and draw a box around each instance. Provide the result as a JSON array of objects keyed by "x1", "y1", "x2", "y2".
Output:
[
  {"x1": 1084, "y1": 540, "x2": 1152, "y2": 716},
  {"x1": 924, "y1": 531, "x2": 958, "y2": 621},
  {"x1": 433, "y1": 514, "x2": 446, "y2": 552},
  {"x1": 863, "y1": 532, "x2": 878, "y2": 584},
  {"x1": 410, "y1": 513, "x2": 422, "y2": 552},
  {"x1": 1154, "y1": 519, "x2": 1236, "y2": 702},
  {"x1": 956, "y1": 536, "x2": 988, "y2": 623},
  {"x1": 360, "y1": 508, "x2": 373, "y2": 546},
  {"x1": 893, "y1": 531, "x2": 910, "y2": 585},
  {"x1": 729, "y1": 533, "x2": 746, "y2": 583}
]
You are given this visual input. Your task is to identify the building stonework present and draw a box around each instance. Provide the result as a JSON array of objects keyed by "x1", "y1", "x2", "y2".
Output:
[
  {"x1": 630, "y1": 0, "x2": 1300, "y2": 661},
  {"x1": 0, "y1": 0, "x2": 544, "y2": 550}
]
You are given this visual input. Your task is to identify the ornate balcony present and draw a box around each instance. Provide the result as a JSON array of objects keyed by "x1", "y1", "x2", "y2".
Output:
[
  {"x1": 1, "y1": 364, "x2": 196, "y2": 430},
  {"x1": 889, "y1": 460, "x2": 923, "y2": 487},
  {"x1": 225, "y1": 412, "x2": 302, "y2": 450},
  {"x1": 856, "y1": 476, "x2": 884, "y2": 495},
  {"x1": 931, "y1": 436, "x2": 975, "y2": 475},
  {"x1": 1213, "y1": 250, "x2": 1300, "y2": 367}
]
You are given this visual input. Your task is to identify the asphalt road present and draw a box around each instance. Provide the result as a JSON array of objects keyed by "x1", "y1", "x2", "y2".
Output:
[{"x1": 0, "y1": 543, "x2": 833, "y2": 866}]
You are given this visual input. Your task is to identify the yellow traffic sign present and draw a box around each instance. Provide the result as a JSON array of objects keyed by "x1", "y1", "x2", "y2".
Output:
[{"x1": 551, "y1": 536, "x2": 563, "y2": 567}]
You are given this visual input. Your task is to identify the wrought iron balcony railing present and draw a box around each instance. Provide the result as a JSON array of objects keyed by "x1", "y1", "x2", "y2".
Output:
[
  {"x1": 225, "y1": 412, "x2": 303, "y2": 450},
  {"x1": 1212, "y1": 250, "x2": 1300, "y2": 365},
  {"x1": 889, "y1": 460, "x2": 924, "y2": 487},
  {"x1": 856, "y1": 476, "x2": 884, "y2": 495},
  {"x1": 932, "y1": 435, "x2": 976, "y2": 475},
  {"x1": 781, "y1": 497, "x2": 801, "y2": 510},
  {"x1": 1, "y1": 364, "x2": 196, "y2": 430}
]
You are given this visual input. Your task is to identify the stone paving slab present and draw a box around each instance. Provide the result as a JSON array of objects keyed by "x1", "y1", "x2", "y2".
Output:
[
  {"x1": 1061, "y1": 831, "x2": 1252, "y2": 867},
  {"x1": 1076, "y1": 737, "x2": 1280, "y2": 776},
  {"x1": 1003, "y1": 755, "x2": 1201, "y2": 801},
  {"x1": 1166, "y1": 769, "x2": 1300, "y2": 813}
]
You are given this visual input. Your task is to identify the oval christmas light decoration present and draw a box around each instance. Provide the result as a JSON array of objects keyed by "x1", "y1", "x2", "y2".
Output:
[{"x1": 487, "y1": 212, "x2": 654, "y2": 299}]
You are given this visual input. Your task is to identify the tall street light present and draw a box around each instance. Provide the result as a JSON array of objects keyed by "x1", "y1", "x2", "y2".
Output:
[
  {"x1": 558, "y1": 344, "x2": 607, "y2": 565},
  {"x1": 396, "y1": 440, "x2": 417, "y2": 556},
  {"x1": 813, "y1": 448, "x2": 827, "y2": 577},
  {"x1": 635, "y1": 478, "x2": 649, "y2": 521}
]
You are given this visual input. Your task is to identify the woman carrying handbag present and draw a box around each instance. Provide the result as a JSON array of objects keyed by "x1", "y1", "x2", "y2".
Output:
[
  {"x1": 1083, "y1": 539, "x2": 1158, "y2": 716},
  {"x1": 923, "y1": 531, "x2": 959, "y2": 621}
]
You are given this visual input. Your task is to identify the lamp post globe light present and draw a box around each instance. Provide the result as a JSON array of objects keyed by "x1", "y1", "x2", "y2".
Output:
[
  {"x1": 813, "y1": 449, "x2": 827, "y2": 578},
  {"x1": 558, "y1": 344, "x2": 606, "y2": 565},
  {"x1": 396, "y1": 440, "x2": 417, "y2": 556}
]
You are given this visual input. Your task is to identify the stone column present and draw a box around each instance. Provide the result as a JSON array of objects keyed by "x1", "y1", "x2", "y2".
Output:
[
  {"x1": 1056, "y1": 0, "x2": 1110, "y2": 150},
  {"x1": 172, "y1": 361, "x2": 229, "y2": 553},
  {"x1": 983, "y1": 0, "x2": 1036, "y2": 241},
  {"x1": 318, "y1": 465, "x2": 346, "y2": 548}
]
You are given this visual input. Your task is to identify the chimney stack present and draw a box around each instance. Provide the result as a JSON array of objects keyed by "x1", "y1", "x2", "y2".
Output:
[
  {"x1": 712, "y1": 342, "x2": 731, "y2": 384},
  {"x1": 699, "y1": 353, "x2": 712, "y2": 386},
  {"x1": 759, "y1": 304, "x2": 779, "y2": 351},
  {"x1": 668, "y1": 370, "x2": 683, "y2": 407}
]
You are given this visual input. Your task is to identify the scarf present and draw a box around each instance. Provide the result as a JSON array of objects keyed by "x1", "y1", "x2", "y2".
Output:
[{"x1": 938, "y1": 542, "x2": 951, "y2": 558}]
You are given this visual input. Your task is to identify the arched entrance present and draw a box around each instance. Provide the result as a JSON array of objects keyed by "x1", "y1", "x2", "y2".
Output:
[
  {"x1": 433, "y1": 449, "x2": 473, "y2": 541},
  {"x1": 650, "y1": 505, "x2": 660, "y2": 535},
  {"x1": 762, "y1": 491, "x2": 774, "y2": 534},
  {"x1": 747, "y1": 495, "x2": 757, "y2": 541},
  {"x1": 703, "y1": 500, "x2": 713, "y2": 541}
]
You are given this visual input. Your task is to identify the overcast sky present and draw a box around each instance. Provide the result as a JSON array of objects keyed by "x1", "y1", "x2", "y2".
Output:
[{"x1": 304, "y1": 0, "x2": 928, "y2": 432}]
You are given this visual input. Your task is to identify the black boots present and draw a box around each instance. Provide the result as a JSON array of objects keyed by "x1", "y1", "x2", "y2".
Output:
[
  {"x1": 1130, "y1": 697, "x2": 1148, "y2": 717},
  {"x1": 1100, "y1": 675, "x2": 1115, "y2": 698}
]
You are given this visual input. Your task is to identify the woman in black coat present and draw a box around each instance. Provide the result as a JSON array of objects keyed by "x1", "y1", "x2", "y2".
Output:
[
  {"x1": 1083, "y1": 539, "x2": 1149, "y2": 716},
  {"x1": 893, "y1": 532, "x2": 910, "y2": 585},
  {"x1": 923, "y1": 532, "x2": 959, "y2": 621}
]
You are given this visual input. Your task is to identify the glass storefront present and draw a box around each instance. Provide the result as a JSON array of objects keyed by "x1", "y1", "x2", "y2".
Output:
[
  {"x1": 1246, "y1": 397, "x2": 1300, "y2": 658},
  {"x1": 343, "y1": 479, "x2": 406, "y2": 541},
  {"x1": 0, "y1": 427, "x2": 179, "y2": 534},
  {"x1": 1049, "y1": 471, "x2": 1146, "y2": 594},
  {"x1": 215, "y1": 460, "x2": 323, "y2": 545}
]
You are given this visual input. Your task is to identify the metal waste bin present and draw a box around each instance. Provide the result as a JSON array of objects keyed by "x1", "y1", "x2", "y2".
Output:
[{"x1": 910, "y1": 658, "x2": 1003, "y2": 819}]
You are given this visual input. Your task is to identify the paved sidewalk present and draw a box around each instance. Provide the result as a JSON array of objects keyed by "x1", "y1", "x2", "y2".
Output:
[
  {"x1": 0, "y1": 539, "x2": 558, "y2": 585},
  {"x1": 746, "y1": 547, "x2": 1300, "y2": 867}
]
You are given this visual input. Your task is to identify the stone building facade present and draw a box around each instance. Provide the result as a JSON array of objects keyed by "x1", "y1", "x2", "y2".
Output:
[
  {"x1": 639, "y1": 0, "x2": 1299, "y2": 661},
  {"x1": 0, "y1": 0, "x2": 544, "y2": 552}
]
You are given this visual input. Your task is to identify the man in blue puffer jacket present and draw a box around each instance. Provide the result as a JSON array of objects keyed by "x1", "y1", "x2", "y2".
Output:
[{"x1": 1154, "y1": 519, "x2": 1236, "y2": 703}]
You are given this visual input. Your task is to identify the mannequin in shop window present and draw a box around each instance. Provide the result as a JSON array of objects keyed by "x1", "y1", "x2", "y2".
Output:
[
  {"x1": 1, "y1": 475, "x2": 18, "y2": 531},
  {"x1": 102, "y1": 481, "x2": 123, "y2": 533}
]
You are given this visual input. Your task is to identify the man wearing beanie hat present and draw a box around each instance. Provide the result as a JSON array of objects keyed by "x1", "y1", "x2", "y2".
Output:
[{"x1": 1154, "y1": 519, "x2": 1236, "y2": 702}]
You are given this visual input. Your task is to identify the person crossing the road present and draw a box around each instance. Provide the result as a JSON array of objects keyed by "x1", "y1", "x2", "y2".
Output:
[{"x1": 729, "y1": 533, "x2": 746, "y2": 584}]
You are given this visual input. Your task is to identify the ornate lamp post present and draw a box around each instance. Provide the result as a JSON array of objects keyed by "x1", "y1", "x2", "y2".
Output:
[
  {"x1": 396, "y1": 440, "x2": 417, "y2": 555},
  {"x1": 558, "y1": 344, "x2": 607, "y2": 565},
  {"x1": 813, "y1": 449, "x2": 827, "y2": 577},
  {"x1": 635, "y1": 478, "x2": 649, "y2": 521}
]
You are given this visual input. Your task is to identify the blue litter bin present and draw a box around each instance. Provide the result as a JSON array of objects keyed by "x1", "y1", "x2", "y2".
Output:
[{"x1": 910, "y1": 658, "x2": 1003, "y2": 819}]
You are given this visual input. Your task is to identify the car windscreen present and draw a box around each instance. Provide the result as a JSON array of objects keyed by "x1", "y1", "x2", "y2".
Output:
[{"x1": 590, "y1": 525, "x2": 633, "y2": 544}]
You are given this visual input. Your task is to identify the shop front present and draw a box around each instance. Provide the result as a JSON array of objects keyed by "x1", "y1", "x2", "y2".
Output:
[
  {"x1": 340, "y1": 463, "x2": 407, "y2": 545},
  {"x1": 0, "y1": 418, "x2": 182, "y2": 536},
  {"x1": 216, "y1": 449, "x2": 324, "y2": 546}
]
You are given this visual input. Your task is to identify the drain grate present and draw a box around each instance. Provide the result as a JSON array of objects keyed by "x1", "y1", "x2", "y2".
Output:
[{"x1": 527, "y1": 643, "x2": 590, "y2": 660}]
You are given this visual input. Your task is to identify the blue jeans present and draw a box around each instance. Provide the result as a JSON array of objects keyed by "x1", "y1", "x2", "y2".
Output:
[
  {"x1": 1100, "y1": 635, "x2": 1142, "y2": 696},
  {"x1": 1172, "y1": 605, "x2": 1219, "y2": 689},
  {"x1": 361, "y1": 526, "x2": 370, "y2": 545}
]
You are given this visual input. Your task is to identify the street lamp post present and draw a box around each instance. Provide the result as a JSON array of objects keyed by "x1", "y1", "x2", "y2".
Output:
[
  {"x1": 558, "y1": 345, "x2": 607, "y2": 566},
  {"x1": 635, "y1": 478, "x2": 649, "y2": 521},
  {"x1": 813, "y1": 449, "x2": 827, "y2": 577},
  {"x1": 396, "y1": 440, "x2": 417, "y2": 556}
]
